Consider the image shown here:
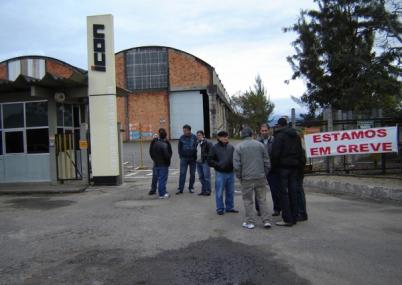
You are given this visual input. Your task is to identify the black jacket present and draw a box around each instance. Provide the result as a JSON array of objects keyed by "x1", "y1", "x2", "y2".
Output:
[
  {"x1": 271, "y1": 127, "x2": 305, "y2": 169},
  {"x1": 149, "y1": 138, "x2": 172, "y2": 167},
  {"x1": 207, "y1": 141, "x2": 234, "y2": 173},
  {"x1": 197, "y1": 139, "x2": 213, "y2": 163}
]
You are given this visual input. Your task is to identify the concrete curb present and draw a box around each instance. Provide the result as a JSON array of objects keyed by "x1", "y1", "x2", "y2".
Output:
[
  {"x1": 304, "y1": 175, "x2": 402, "y2": 203},
  {"x1": 0, "y1": 183, "x2": 89, "y2": 195}
]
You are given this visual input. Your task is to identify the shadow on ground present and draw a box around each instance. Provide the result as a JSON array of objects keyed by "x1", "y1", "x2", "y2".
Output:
[
  {"x1": 24, "y1": 237, "x2": 310, "y2": 285},
  {"x1": 4, "y1": 198, "x2": 75, "y2": 210}
]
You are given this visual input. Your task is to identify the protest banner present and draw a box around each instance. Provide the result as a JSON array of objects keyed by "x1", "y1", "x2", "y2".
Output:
[{"x1": 304, "y1": 127, "x2": 398, "y2": 158}]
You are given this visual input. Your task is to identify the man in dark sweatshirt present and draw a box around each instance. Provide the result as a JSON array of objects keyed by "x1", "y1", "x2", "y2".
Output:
[
  {"x1": 271, "y1": 118, "x2": 305, "y2": 226},
  {"x1": 207, "y1": 131, "x2": 238, "y2": 215},
  {"x1": 177, "y1": 124, "x2": 197, "y2": 194},
  {"x1": 149, "y1": 128, "x2": 172, "y2": 199}
]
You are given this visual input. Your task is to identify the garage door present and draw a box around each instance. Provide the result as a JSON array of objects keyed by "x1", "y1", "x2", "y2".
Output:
[{"x1": 169, "y1": 91, "x2": 204, "y2": 139}]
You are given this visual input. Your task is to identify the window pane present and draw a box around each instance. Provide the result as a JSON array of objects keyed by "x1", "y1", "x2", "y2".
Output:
[
  {"x1": 3, "y1": 103, "x2": 24, "y2": 128},
  {"x1": 57, "y1": 104, "x2": 64, "y2": 126},
  {"x1": 27, "y1": 128, "x2": 49, "y2": 153},
  {"x1": 26, "y1": 101, "x2": 48, "y2": 127},
  {"x1": 5, "y1": 131, "x2": 24, "y2": 153},
  {"x1": 73, "y1": 106, "x2": 80, "y2": 128},
  {"x1": 64, "y1": 105, "x2": 73, "y2": 127}
]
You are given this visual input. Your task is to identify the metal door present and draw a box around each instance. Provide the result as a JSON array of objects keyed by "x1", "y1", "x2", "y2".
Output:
[{"x1": 169, "y1": 91, "x2": 204, "y2": 139}]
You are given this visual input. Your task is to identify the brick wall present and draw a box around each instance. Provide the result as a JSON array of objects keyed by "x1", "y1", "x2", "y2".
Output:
[
  {"x1": 168, "y1": 49, "x2": 211, "y2": 89},
  {"x1": 46, "y1": 60, "x2": 74, "y2": 78},
  {"x1": 0, "y1": 63, "x2": 7, "y2": 80},
  {"x1": 115, "y1": 53, "x2": 126, "y2": 89},
  {"x1": 127, "y1": 90, "x2": 170, "y2": 140}
]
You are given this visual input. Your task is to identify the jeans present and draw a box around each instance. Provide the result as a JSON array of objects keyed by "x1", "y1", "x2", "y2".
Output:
[
  {"x1": 150, "y1": 167, "x2": 157, "y2": 192},
  {"x1": 178, "y1": 158, "x2": 196, "y2": 192},
  {"x1": 215, "y1": 171, "x2": 235, "y2": 213},
  {"x1": 155, "y1": 166, "x2": 169, "y2": 197},
  {"x1": 296, "y1": 167, "x2": 308, "y2": 219},
  {"x1": 241, "y1": 178, "x2": 270, "y2": 224},
  {"x1": 196, "y1": 161, "x2": 211, "y2": 194},
  {"x1": 279, "y1": 168, "x2": 298, "y2": 224},
  {"x1": 255, "y1": 171, "x2": 281, "y2": 214}
]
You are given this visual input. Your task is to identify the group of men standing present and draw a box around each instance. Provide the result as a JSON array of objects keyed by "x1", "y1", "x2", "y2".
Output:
[{"x1": 149, "y1": 118, "x2": 307, "y2": 229}]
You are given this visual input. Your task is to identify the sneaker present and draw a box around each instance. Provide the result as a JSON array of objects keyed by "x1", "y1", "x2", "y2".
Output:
[
  {"x1": 275, "y1": 221, "x2": 293, "y2": 227},
  {"x1": 176, "y1": 191, "x2": 183, "y2": 195},
  {"x1": 242, "y1": 222, "x2": 255, "y2": 229},
  {"x1": 217, "y1": 211, "x2": 224, "y2": 215},
  {"x1": 226, "y1": 209, "x2": 239, "y2": 213},
  {"x1": 159, "y1": 193, "x2": 170, "y2": 199},
  {"x1": 148, "y1": 190, "x2": 156, "y2": 195},
  {"x1": 263, "y1": 221, "x2": 272, "y2": 229},
  {"x1": 189, "y1": 189, "x2": 194, "y2": 193}
]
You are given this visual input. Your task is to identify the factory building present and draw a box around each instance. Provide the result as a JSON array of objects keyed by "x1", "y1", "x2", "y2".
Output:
[{"x1": 115, "y1": 46, "x2": 232, "y2": 140}]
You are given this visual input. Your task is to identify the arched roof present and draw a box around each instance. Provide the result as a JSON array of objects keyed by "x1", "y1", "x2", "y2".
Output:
[
  {"x1": 115, "y1": 45, "x2": 214, "y2": 70},
  {"x1": 0, "y1": 55, "x2": 87, "y2": 74}
]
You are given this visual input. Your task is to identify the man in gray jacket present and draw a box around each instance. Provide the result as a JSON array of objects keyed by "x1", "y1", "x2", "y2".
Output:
[{"x1": 233, "y1": 127, "x2": 272, "y2": 229}]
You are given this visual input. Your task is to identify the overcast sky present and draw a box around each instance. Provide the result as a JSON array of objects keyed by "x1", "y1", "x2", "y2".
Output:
[{"x1": 0, "y1": 0, "x2": 317, "y2": 116}]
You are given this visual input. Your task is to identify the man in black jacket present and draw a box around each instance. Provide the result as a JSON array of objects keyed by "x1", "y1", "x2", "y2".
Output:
[
  {"x1": 149, "y1": 128, "x2": 172, "y2": 199},
  {"x1": 256, "y1": 123, "x2": 281, "y2": 216},
  {"x1": 177, "y1": 124, "x2": 197, "y2": 194},
  {"x1": 271, "y1": 118, "x2": 305, "y2": 226},
  {"x1": 196, "y1": 130, "x2": 213, "y2": 196},
  {"x1": 207, "y1": 131, "x2": 238, "y2": 215}
]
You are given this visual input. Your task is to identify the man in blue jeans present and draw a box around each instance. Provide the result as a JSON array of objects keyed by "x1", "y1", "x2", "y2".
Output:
[
  {"x1": 207, "y1": 131, "x2": 238, "y2": 215},
  {"x1": 176, "y1": 124, "x2": 197, "y2": 194},
  {"x1": 149, "y1": 128, "x2": 172, "y2": 199},
  {"x1": 196, "y1": 130, "x2": 213, "y2": 196}
]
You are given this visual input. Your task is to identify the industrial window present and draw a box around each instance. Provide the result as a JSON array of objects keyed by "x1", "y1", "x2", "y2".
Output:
[
  {"x1": 3, "y1": 103, "x2": 24, "y2": 129},
  {"x1": 27, "y1": 128, "x2": 49, "y2": 153},
  {"x1": 1, "y1": 100, "x2": 49, "y2": 154},
  {"x1": 5, "y1": 131, "x2": 24, "y2": 153},
  {"x1": 26, "y1": 101, "x2": 48, "y2": 127},
  {"x1": 125, "y1": 48, "x2": 168, "y2": 90}
]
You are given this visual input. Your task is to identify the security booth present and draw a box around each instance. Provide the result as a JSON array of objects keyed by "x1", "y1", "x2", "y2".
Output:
[{"x1": 0, "y1": 56, "x2": 89, "y2": 184}]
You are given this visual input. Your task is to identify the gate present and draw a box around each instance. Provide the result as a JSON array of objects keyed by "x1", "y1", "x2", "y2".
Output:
[{"x1": 55, "y1": 133, "x2": 83, "y2": 180}]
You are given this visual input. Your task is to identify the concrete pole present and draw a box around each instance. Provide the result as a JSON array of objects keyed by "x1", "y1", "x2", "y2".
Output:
[
  {"x1": 291, "y1": 108, "x2": 296, "y2": 128},
  {"x1": 80, "y1": 123, "x2": 89, "y2": 183}
]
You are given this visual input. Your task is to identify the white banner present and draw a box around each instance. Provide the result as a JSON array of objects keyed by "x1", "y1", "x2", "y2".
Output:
[{"x1": 304, "y1": 127, "x2": 398, "y2": 158}]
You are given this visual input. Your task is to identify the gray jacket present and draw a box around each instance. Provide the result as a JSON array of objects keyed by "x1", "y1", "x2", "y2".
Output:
[{"x1": 233, "y1": 137, "x2": 271, "y2": 181}]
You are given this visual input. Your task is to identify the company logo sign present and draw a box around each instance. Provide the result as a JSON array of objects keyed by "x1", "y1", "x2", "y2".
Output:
[{"x1": 92, "y1": 24, "x2": 106, "y2": 72}]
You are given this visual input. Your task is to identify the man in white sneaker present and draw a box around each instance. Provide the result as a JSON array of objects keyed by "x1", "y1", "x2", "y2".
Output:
[{"x1": 233, "y1": 127, "x2": 272, "y2": 229}]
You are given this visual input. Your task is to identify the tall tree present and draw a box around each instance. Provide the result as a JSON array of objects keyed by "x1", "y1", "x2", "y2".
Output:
[
  {"x1": 285, "y1": 0, "x2": 402, "y2": 116},
  {"x1": 229, "y1": 75, "x2": 275, "y2": 133}
]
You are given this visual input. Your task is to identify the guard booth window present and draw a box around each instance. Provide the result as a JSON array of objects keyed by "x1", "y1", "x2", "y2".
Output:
[{"x1": 1, "y1": 101, "x2": 49, "y2": 154}]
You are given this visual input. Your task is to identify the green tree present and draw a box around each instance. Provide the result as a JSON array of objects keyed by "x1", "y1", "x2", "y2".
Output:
[
  {"x1": 229, "y1": 75, "x2": 275, "y2": 134},
  {"x1": 285, "y1": 0, "x2": 402, "y2": 116}
]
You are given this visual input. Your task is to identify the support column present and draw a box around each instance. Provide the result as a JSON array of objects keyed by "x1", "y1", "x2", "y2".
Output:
[{"x1": 208, "y1": 85, "x2": 217, "y2": 138}]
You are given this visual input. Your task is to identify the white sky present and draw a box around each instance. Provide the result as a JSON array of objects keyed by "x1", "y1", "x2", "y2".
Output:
[{"x1": 0, "y1": 0, "x2": 318, "y2": 115}]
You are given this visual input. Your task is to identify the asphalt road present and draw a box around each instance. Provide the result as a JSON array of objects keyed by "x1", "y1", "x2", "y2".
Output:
[{"x1": 1, "y1": 170, "x2": 402, "y2": 284}]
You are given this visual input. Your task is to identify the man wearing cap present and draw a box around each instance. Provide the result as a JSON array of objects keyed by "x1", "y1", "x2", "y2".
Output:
[
  {"x1": 271, "y1": 118, "x2": 305, "y2": 226},
  {"x1": 233, "y1": 127, "x2": 272, "y2": 229},
  {"x1": 207, "y1": 131, "x2": 238, "y2": 215}
]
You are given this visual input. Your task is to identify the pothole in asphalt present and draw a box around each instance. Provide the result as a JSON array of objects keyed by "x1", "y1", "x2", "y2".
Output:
[
  {"x1": 4, "y1": 198, "x2": 75, "y2": 210},
  {"x1": 114, "y1": 199, "x2": 166, "y2": 208},
  {"x1": 23, "y1": 238, "x2": 311, "y2": 285}
]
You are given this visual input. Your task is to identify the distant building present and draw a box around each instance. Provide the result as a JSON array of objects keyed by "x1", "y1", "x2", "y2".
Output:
[{"x1": 115, "y1": 46, "x2": 232, "y2": 140}]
